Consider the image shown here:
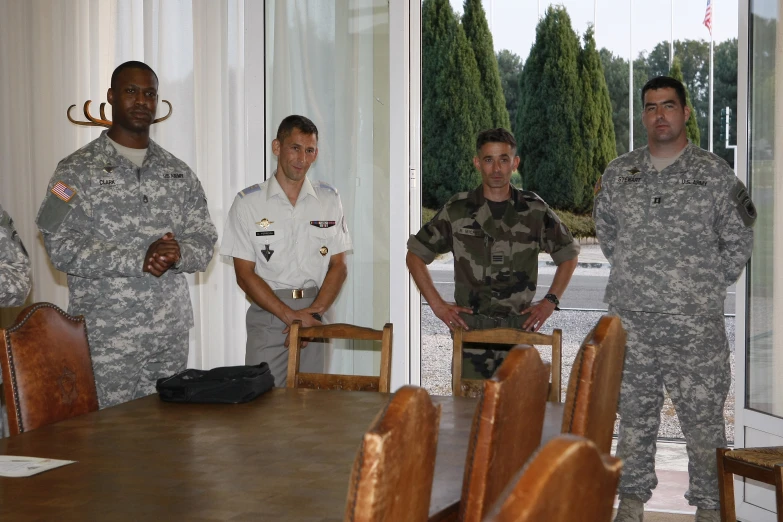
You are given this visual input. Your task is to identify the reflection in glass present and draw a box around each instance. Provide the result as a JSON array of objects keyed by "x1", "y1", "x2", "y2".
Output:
[{"x1": 747, "y1": 0, "x2": 779, "y2": 416}]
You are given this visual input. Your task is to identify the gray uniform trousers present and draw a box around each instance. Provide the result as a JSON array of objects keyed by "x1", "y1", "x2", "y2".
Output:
[
  {"x1": 612, "y1": 307, "x2": 730, "y2": 510},
  {"x1": 245, "y1": 296, "x2": 325, "y2": 387},
  {"x1": 90, "y1": 328, "x2": 189, "y2": 409}
]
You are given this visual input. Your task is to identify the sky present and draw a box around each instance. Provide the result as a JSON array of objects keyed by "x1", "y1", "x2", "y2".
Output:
[{"x1": 449, "y1": 0, "x2": 739, "y2": 62}]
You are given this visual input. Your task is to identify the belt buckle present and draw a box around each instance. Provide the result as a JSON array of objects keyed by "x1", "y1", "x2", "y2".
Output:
[{"x1": 292, "y1": 288, "x2": 304, "y2": 299}]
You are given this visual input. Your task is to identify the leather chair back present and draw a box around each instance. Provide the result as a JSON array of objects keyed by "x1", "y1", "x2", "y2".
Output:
[{"x1": 0, "y1": 303, "x2": 98, "y2": 435}]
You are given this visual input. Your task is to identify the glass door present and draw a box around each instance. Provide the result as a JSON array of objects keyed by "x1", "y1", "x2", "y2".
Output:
[{"x1": 735, "y1": 0, "x2": 783, "y2": 519}]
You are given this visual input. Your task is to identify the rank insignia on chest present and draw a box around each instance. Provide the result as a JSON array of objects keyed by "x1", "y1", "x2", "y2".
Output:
[
  {"x1": 650, "y1": 196, "x2": 662, "y2": 206},
  {"x1": 262, "y1": 244, "x2": 274, "y2": 261},
  {"x1": 103, "y1": 165, "x2": 117, "y2": 173},
  {"x1": 319, "y1": 246, "x2": 328, "y2": 256},
  {"x1": 310, "y1": 220, "x2": 336, "y2": 228},
  {"x1": 256, "y1": 218, "x2": 274, "y2": 228},
  {"x1": 627, "y1": 167, "x2": 641, "y2": 175}
]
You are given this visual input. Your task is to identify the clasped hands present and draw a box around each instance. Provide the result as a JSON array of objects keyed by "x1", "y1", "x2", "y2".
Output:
[
  {"x1": 282, "y1": 307, "x2": 323, "y2": 348},
  {"x1": 143, "y1": 232, "x2": 181, "y2": 277}
]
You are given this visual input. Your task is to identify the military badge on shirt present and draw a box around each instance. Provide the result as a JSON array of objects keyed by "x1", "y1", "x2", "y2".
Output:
[
  {"x1": 256, "y1": 218, "x2": 273, "y2": 228},
  {"x1": 310, "y1": 221, "x2": 335, "y2": 228}
]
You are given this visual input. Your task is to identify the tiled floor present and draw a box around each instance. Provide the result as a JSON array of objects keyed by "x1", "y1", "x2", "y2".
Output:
[{"x1": 612, "y1": 440, "x2": 695, "y2": 514}]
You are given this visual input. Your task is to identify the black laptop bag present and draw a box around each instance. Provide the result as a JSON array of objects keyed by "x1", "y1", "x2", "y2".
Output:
[{"x1": 156, "y1": 363, "x2": 275, "y2": 404}]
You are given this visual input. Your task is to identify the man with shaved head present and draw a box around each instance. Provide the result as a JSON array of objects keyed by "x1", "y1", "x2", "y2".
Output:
[{"x1": 37, "y1": 61, "x2": 217, "y2": 408}]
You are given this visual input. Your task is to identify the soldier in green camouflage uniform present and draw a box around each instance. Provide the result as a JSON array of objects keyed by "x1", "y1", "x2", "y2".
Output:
[
  {"x1": 595, "y1": 77, "x2": 755, "y2": 522},
  {"x1": 407, "y1": 128, "x2": 579, "y2": 378},
  {"x1": 36, "y1": 62, "x2": 217, "y2": 409},
  {"x1": 0, "y1": 203, "x2": 31, "y2": 307}
]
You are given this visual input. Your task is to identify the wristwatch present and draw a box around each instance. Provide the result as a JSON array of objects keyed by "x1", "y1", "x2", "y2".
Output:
[{"x1": 544, "y1": 293, "x2": 560, "y2": 311}]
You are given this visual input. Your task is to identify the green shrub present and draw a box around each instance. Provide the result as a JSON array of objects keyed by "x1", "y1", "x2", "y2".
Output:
[
  {"x1": 422, "y1": 207, "x2": 438, "y2": 225},
  {"x1": 553, "y1": 209, "x2": 595, "y2": 238}
]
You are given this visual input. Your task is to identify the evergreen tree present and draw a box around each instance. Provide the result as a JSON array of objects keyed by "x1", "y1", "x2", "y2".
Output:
[
  {"x1": 599, "y1": 48, "x2": 629, "y2": 156},
  {"x1": 422, "y1": 0, "x2": 487, "y2": 208},
  {"x1": 462, "y1": 0, "x2": 510, "y2": 129},
  {"x1": 516, "y1": 6, "x2": 587, "y2": 211},
  {"x1": 669, "y1": 57, "x2": 701, "y2": 147},
  {"x1": 579, "y1": 26, "x2": 617, "y2": 212},
  {"x1": 496, "y1": 50, "x2": 523, "y2": 129}
]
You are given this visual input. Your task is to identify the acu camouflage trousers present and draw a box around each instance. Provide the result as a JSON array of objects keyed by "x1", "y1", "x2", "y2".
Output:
[
  {"x1": 612, "y1": 307, "x2": 730, "y2": 510},
  {"x1": 90, "y1": 327, "x2": 189, "y2": 409}
]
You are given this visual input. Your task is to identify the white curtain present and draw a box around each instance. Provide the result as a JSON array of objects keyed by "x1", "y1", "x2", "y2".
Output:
[
  {"x1": 0, "y1": 0, "x2": 254, "y2": 369},
  {"x1": 263, "y1": 0, "x2": 390, "y2": 375}
]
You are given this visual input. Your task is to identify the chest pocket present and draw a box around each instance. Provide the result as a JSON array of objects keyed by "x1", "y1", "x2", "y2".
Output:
[
  {"x1": 452, "y1": 226, "x2": 487, "y2": 267},
  {"x1": 253, "y1": 223, "x2": 288, "y2": 267},
  {"x1": 87, "y1": 176, "x2": 138, "y2": 239},
  {"x1": 308, "y1": 224, "x2": 338, "y2": 257}
]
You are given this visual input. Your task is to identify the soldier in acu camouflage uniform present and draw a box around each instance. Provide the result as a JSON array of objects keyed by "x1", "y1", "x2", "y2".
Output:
[
  {"x1": 594, "y1": 77, "x2": 755, "y2": 522},
  {"x1": 36, "y1": 61, "x2": 217, "y2": 409},
  {"x1": 407, "y1": 128, "x2": 580, "y2": 378},
  {"x1": 0, "y1": 203, "x2": 31, "y2": 307}
]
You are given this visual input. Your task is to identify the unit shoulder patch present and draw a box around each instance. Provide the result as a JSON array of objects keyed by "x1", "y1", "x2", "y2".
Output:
[{"x1": 730, "y1": 180, "x2": 757, "y2": 226}]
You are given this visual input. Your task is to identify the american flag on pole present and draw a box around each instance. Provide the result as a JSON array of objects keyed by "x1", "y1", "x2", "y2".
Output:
[
  {"x1": 703, "y1": 0, "x2": 713, "y2": 34},
  {"x1": 51, "y1": 181, "x2": 76, "y2": 202}
]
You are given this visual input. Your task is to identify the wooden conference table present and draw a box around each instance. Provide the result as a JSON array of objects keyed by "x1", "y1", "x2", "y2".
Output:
[{"x1": 0, "y1": 388, "x2": 565, "y2": 521}]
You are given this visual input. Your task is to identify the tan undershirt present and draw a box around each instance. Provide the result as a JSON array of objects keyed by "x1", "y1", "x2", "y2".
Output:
[
  {"x1": 107, "y1": 135, "x2": 147, "y2": 168},
  {"x1": 650, "y1": 146, "x2": 686, "y2": 172}
]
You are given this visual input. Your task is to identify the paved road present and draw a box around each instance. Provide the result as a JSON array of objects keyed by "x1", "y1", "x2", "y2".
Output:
[{"x1": 428, "y1": 268, "x2": 737, "y2": 314}]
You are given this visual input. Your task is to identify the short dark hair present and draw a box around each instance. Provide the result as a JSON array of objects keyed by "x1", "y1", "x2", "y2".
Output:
[
  {"x1": 476, "y1": 128, "x2": 516, "y2": 154},
  {"x1": 110, "y1": 61, "x2": 158, "y2": 90},
  {"x1": 641, "y1": 76, "x2": 687, "y2": 107},
  {"x1": 276, "y1": 115, "x2": 319, "y2": 142}
]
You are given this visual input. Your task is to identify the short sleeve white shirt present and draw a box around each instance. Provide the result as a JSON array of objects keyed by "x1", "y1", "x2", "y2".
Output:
[{"x1": 220, "y1": 175, "x2": 352, "y2": 290}]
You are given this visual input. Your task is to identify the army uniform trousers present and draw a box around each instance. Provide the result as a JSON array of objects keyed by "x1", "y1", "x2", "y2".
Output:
[
  {"x1": 612, "y1": 307, "x2": 730, "y2": 510},
  {"x1": 90, "y1": 325, "x2": 189, "y2": 409},
  {"x1": 246, "y1": 296, "x2": 324, "y2": 387},
  {"x1": 459, "y1": 311, "x2": 531, "y2": 379}
]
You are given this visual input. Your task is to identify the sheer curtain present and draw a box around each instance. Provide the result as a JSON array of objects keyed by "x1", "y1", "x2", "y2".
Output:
[{"x1": 0, "y1": 0, "x2": 255, "y2": 369}]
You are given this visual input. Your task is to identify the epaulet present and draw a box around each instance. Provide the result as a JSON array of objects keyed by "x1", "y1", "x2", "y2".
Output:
[
  {"x1": 238, "y1": 184, "x2": 261, "y2": 198},
  {"x1": 315, "y1": 180, "x2": 338, "y2": 195},
  {"x1": 520, "y1": 190, "x2": 545, "y2": 204}
]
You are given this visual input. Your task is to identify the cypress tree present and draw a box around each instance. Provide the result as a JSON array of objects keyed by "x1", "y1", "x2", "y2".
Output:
[
  {"x1": 422, "y1": 0, "x2": 488, "y2": 208},
  {"x1": 669, "y1": 58, "x2": 701, "y2": 147},
  {"x1": 462, "y1": 0, "x2": 510, "y2": 129},
  {"x1": 516, "y1": 6, "x2": 587, "y2": 211},
  {"x1": 579, "y1": 26, "x2": 617, "y2": 212}
]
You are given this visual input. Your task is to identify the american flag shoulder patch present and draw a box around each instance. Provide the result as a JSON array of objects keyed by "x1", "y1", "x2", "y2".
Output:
[{"x1": 51, "y1": 181, "x2": 76, "y2": 203}]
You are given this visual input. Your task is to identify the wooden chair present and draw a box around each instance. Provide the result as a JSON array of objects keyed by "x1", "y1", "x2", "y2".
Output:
[
  {"x1": 717, "y1": 446, "x2": 783, "y2": 522},
  {"x1": 560, "y1": 315, "x2": 627, "y2": 454},
  {"x1": 459, "y1": 347, "x2": 550, "y2": 522},
  {"x1": 452, "y1": 327, "x2": 561, "y2": 402},
  {"x1": 484, "y1": 435, "x2": 623, "y2": 522},
  {"x1": 287, "y1": 321, "x2": 392, "y2": 392},
  {"x1": 0, "y1": 303, "x2": 98, "y2": 435},
  {"x1": 343, "y1": 385, "x2": 441, "y2": 522}
]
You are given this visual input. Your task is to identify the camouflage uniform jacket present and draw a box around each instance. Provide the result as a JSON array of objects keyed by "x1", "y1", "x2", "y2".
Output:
[
  {"x1": 0, "y1": 203, "x2": 31, "y2": 307},
  {"x1": 36, "y1": 131, "x2": 218, "y2": 333},
  {"x1": 408, "y1": 184, "x2": 580, "y2": 316},
  {"x1": 593, "y1": 143, "x2": 755, "y2": 316}
]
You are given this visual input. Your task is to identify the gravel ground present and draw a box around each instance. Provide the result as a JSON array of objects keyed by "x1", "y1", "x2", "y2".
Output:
[{"x1": 421, "y1": 306, "x2": 736, "y2": 443}]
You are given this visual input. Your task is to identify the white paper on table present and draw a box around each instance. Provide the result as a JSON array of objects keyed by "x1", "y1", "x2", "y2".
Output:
[{"x1": 0, "y1": 456, "x2": 76, "y2": 477}]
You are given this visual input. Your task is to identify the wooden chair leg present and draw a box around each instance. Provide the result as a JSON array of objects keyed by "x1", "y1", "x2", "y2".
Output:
[
  {"x1": 775, "y1": 464, "x2": 783, "y2": 522},
  {"x1": 717, "y1": 448, "x2": 737, "y2": 522}
]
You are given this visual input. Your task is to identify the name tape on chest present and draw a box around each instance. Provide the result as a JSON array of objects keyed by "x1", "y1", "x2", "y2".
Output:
[{"x1": 456, "y1": 227, "x2": 484, "y2": 237}]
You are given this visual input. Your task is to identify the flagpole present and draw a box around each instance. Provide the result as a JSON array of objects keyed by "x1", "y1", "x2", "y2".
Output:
[
  {"x1": 670, "y1": 0, "x2": 674, "y2": 68},
  {"x1": 629, "y1": 0, "x2": 633, "y2": 152},
  {"x1": 709, "y1": 14, "x2": 714, "y2": 151}
]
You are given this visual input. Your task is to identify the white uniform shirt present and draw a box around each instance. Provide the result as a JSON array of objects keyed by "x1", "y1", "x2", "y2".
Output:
[{"x1": 220, "y1": 175, "x2": 352, "y2": 290}]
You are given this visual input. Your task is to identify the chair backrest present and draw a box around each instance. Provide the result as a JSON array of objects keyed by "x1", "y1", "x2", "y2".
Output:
[
  {"x1": 561, "y1": 315, "x2": 627, "y2": 454},
  {"x1": 484, "y1": 435, "x2": 623, "y2": 522},
  {"x1": 343, "y1": 385, "x2": 441, "y2": 522},
  {"x1": 0, "y1": 303, "x2": 98, "y2": 435},
  {"x1": 459, "y1": 347, "x2": 550, "y2": 522},
  {"x1": 452, "y1": 327, "x2": 561, "y2": 402},
  {"x1": 288, "y1": 321, "x2": 393, "y2": 392}
]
